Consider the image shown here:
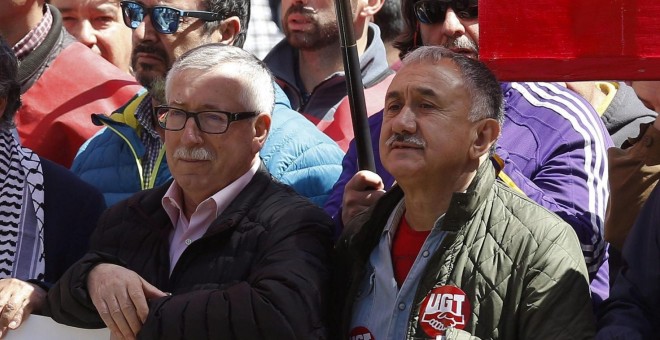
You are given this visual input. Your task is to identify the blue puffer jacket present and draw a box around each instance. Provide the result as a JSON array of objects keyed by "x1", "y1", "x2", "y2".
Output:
[
  {"x1": 71, "y1": 91, "x2": 171, "y2": 207},
  {"x1": 72, "y1": 84, "x2": 344, "y2": 207}
]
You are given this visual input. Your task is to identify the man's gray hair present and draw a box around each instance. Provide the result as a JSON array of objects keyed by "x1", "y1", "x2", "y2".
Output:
[
  {"x1": 165, "y1": 43, "x2": 275, "y2": 115},
  {"x1": 402, "y1": 46, "x2": 504, "y2": 124},
  {"x1": 0, "y1": 36, "x2": 21, "y2": 131}
]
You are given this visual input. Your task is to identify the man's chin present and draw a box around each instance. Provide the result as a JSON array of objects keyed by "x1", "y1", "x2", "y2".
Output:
[{"x1": 135, "y1": 70, "x2": 167, "y2": 90}]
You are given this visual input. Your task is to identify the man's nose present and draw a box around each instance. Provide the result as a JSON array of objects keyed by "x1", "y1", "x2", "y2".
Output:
[
  {"x1": 180, "y1": 117, "x2": 204, "y2": 145},
  {"x1": 133, "y1": 14, "x2": 158, "y2": 43},
  {"x1": 441, "y1": 8, "x2": 466, "y2": 39},
  {"x1": 391, "y1": 106, "x2": 417, "y2": 134},
  {"x1": 74, "y1": 20, "x2": 98, "y2": 49}
]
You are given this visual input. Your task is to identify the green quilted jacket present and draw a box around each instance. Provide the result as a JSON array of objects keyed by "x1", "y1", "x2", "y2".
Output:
[{"x1": 334, "y1": 160, "x2": 596, "y2": 339}]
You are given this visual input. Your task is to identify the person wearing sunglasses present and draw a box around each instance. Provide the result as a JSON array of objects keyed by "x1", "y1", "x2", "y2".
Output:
[
  {"x1": 46, "y1": 43, "x2": 333, "y2": 339},
  {"x1": 69, "y1": 0, "x2": 344, "y2": 209},
  {"x1": 262, "y1": 0, "x2": 394, "y2": 151},
  {"x1": 327, "y1": 0, "x2": 613, "y2": 330}
]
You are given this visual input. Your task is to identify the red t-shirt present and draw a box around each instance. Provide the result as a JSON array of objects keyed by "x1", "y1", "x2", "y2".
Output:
[{"x1": 391, "y1": 215, "x2": 431, "y2": 287}]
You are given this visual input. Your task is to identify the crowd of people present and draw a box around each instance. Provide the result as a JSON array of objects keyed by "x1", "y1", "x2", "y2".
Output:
[{"x1": 0, "y1": 0, "x2": 658, "y2": 339}]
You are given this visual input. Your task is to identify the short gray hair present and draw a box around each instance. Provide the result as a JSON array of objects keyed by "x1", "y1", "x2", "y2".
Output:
[
  {"x1": 165, "y1": 43, "x2": 275, "y2": 115},
  {"x1": 402, "y1": 46, "x2": 504, "y2": 124},
  {"x1": 0, "y1": 36, "x2": 21, "y2": 130}
]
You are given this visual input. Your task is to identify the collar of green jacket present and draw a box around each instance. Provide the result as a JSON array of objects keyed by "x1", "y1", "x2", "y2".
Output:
[{"x1": 338, "y1": 159, "x2": 497, "y2": 255}]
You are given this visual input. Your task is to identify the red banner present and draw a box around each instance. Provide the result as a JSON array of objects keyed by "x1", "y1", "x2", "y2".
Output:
[{"x1": 480, "y1": 0, "x2": 660, "y2": 81}]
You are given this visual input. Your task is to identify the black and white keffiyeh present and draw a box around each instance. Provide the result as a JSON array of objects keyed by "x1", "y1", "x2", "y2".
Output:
[{"x1": 0, "y1": 130, "x2": 45, "y2": 280}]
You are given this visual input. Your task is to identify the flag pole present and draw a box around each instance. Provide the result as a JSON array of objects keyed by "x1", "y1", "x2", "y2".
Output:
[{"x1": 334, "y1": 0, "x2": 376, "y2": 172}]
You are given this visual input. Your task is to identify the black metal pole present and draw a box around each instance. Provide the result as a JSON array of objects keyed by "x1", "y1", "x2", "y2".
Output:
[{"x1": 334, "y1": 0, "x2": 376, "y2": 172}]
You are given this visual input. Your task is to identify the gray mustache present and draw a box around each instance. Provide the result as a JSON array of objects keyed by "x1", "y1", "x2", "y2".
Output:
[
  {"x1": 173, "y1": 147, "x2": 215, "y2": 161},
  {"x1": 385, "y1": 133, "x2": 426, "y2": 148},
  {"x1": 444, "y1": 36, "x2": 479, "y2": 53}
]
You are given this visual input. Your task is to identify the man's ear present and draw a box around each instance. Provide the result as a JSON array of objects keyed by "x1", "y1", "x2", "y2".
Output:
[
  {"x1": 217, "y1": 17, "x2": 241, "y2": 45},
  {"x1": 469, "y1": 118, "x2": 500, "y2": 159},
  {"x1": 358, "y1": 0, "x2": 384, "y2": 18},
  {"x1": 253, "y1": 113, "x2": 271, "y2": 152}
]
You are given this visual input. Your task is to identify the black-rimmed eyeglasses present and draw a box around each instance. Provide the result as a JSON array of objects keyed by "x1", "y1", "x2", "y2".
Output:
[
  {"x1": 155, "y1": 106, "x2": 257, "y2": 134},
  {"x1": 414, "y1": 0, "x2": 478, "y2": 25},
  {"x1": 120, "y1": 1, "x2": 220, "y2": 34}
]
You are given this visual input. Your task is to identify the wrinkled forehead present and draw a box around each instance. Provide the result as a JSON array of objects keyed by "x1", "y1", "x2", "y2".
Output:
[{"x1": 386, "y1": 61, "x2": 469, "y2": 110}]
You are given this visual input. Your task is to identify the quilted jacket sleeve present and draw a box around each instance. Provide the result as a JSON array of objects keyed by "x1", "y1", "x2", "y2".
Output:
[
  {"x1": 519, "y1": 219, "x2": 596, "y2": 339},
  {"x1": 596, "y1": 185, "x2": 660, "y2": 339}
]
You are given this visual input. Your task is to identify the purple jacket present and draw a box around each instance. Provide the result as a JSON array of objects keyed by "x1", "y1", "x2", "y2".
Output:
[{"x1": 325, "y1": 82, "x2": 612, "y2": 302}]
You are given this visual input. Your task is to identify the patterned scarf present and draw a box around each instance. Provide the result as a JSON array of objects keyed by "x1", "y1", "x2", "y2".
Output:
[{"x1": 0, "y1": 129, "x2": 45, "y2": 280}]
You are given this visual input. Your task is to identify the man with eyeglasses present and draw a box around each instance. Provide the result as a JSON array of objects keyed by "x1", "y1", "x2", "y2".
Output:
[
  {"x1": 326, "y1": 0, "x2": 612, "y2": 308},
  {"x1": 263, "y1": 0, "x2": 394, "y2": 150},
  {"x1": 46, "y1": 43, "x2": 333, "y2": 339},
  {"x1": 70, "y1": 0, "x2": 344, "y2": 207},
  {"x1": 0, "y1": 0, "x2": 141, "y2": 167}
]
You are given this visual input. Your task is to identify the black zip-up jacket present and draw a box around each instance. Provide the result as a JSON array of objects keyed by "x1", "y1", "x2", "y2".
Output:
[{"x1": 45, "y1": 165, "x2": 333, "y2": 339}]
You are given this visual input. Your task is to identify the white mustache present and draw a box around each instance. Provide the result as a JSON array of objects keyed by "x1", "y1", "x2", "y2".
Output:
[
  {"x1": 445, "y1": 36, "x2": 479, "y2": 53},
  {"x1": 385, "y1": 133, "x2": 426, "y2": 148},
  {"x1": 173, "y1": 147, "x2": 215, "y2": 161}
]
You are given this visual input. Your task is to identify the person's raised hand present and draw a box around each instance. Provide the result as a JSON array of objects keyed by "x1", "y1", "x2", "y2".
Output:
[
  {"x1": 0, "y1": 278, "x2": 46, "y2": 338},
  {"x1": 88, "y1": 263, "x2": 167, "y2": 340},
  {"x1": 341, "y1": 170, "x2": 386, "y2": 226}
]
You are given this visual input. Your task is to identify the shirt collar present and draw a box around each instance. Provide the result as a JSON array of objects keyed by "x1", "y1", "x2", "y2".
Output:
[
  {"x1": 12, "y1": 4, "x2": 53, "y2": 60},
  {"x1": 162, "y1": 158, "x2": 261, "y2": 227},
  {"x1": 381, "y1": 198, "x2": 446, "y2": 238}
]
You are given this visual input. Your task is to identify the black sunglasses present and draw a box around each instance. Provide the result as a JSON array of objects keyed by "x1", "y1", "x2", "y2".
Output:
[
  {"x1": 155, "y1": 106, "x2": 257, "y2": 134},
  {"x1": 119, "y1": 1, "x2": 220, "y2": 34},
  {"x1": 414, "y1": 0, "x2": 478, "y2": 25}
]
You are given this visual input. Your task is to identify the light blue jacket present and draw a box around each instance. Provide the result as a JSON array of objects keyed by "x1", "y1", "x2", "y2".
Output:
[{"x1": 72, "y1": 85, "x2": 344, "y2": 207}]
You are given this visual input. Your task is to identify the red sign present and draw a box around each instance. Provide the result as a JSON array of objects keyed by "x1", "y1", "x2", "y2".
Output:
[
  {"x1": 349, "y1": 326, "x2": 375, "y2": 340},
  {"x1": 480, "y1": 0, "x2": 660, "y2": 81},
  {"x1": 419, "y1": 285, "x2": 471, "y2": 337}
]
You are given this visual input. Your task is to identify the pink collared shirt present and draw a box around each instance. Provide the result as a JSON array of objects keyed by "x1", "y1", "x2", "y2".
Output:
[{"x1": 162, "y1": 159, "x2": 260, "y2": 274}]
